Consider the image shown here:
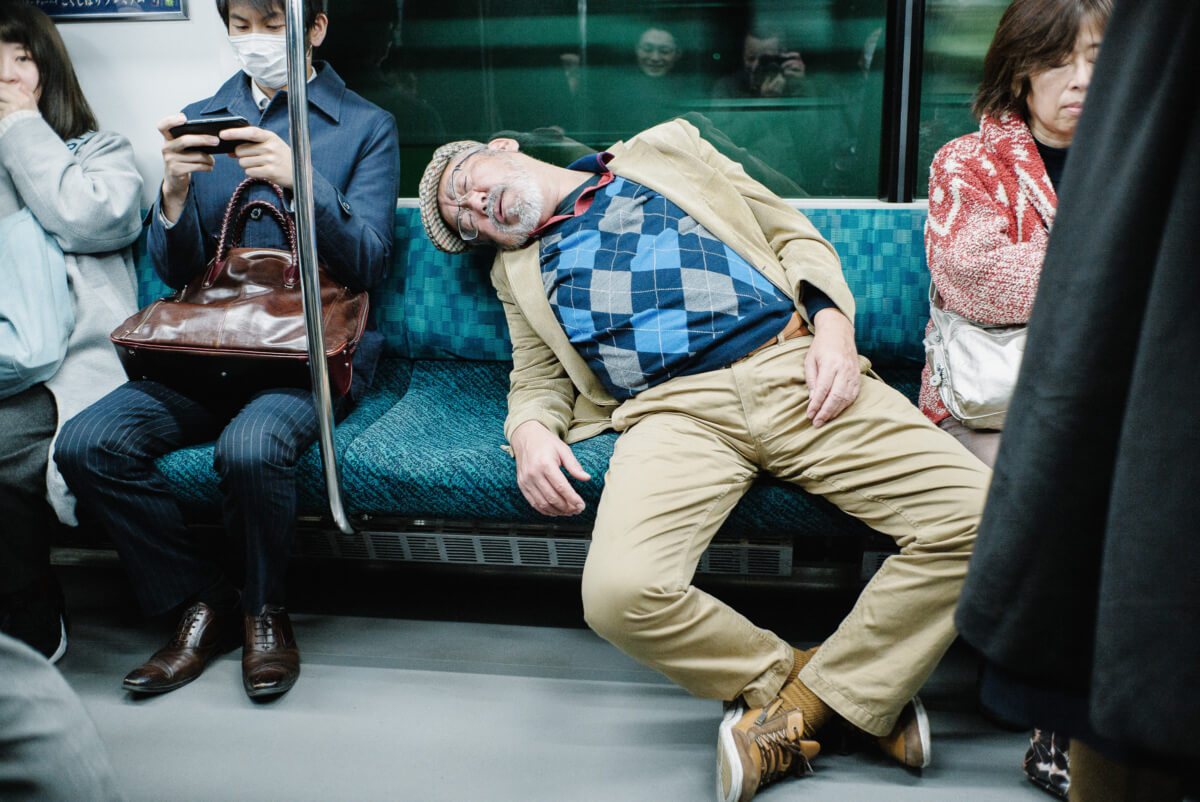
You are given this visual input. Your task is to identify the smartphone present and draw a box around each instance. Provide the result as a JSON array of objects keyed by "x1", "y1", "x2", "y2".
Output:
[{"x1": 168, "y1": 114, "x2": 251, "y2": 154}]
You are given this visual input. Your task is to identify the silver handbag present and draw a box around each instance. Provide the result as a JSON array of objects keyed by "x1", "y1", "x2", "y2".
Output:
[{"x1": 923, "y1": 284, "x2": 1026, "y2": 430}]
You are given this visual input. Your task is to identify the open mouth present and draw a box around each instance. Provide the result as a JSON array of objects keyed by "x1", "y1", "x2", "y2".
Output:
[{"x1": 485, "y1": 187, "x2": 507, "y2": 227}]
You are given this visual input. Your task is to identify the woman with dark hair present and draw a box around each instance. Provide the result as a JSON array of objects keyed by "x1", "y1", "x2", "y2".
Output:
[
  {"x1": 0, "y1": 1, "x2": 142, "y2": 661},
  {"x1": 919, "y1": 0, "x2": 1112, "y2": 797},
  {"x1": 957, "y1": 0, "x2": 1200, "y2": 797}
]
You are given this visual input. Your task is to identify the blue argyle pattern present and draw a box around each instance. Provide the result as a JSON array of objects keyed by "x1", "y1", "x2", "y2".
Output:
[{"x1": 539, "y1": 176, "x2": 794, "y2": 400}]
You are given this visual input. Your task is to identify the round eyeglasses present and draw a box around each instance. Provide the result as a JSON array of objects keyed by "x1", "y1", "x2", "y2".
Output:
[{"x1": 449, "y1": 147, "x2": 486, "y2": 242}]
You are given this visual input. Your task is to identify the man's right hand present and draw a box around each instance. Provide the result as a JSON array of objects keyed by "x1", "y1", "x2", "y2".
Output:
[
  {"x1": 157, "y1": 113, "x2": 215, "y2": 224},
  {"x1": 510, "y1": 420, "x2": 590, "y2": 516}
]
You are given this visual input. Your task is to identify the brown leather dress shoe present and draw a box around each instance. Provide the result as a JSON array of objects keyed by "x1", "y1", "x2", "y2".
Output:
[
  {"x1": 123, "y1": 601, "x2": 238, "y2": 694},
  {"x1": 242, "y1": 605, "x2": 299, "y2": 699}
]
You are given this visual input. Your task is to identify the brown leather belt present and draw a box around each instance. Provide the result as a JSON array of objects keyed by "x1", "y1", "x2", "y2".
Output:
[{"x1": 744, "y1": 312, "x2": 810, "y2": 359}]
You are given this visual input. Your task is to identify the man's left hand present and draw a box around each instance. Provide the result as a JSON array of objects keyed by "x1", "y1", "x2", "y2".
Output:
[
  {"x1": 805, "y1": 307, "x2": 861, "y2": 428},
  {"x1": 223, "y1": 126, "x2": 294, "y2": 190}
]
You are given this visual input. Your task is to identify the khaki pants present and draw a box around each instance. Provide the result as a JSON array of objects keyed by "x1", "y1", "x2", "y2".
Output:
[{"x1": 580, "y1": 336, "x2": 990, "y2": 736}]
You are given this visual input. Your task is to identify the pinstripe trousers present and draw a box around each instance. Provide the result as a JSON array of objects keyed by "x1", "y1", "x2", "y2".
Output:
[{"x1": 55, "y1": 380, "x2": 323, "y2": 615}]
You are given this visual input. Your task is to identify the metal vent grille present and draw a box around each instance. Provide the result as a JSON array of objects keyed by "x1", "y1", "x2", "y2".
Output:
[
  {"x1": 481, "y1": 538, "x2": 516, "y2": 565},
  {"x1": 699, "y1": 544, "x2": 791, "y2": 576},
  {"x1": 292, "y1": 521, "x2": 791, "y2": 577},
  {"x1": 552, "y1": 540, "x2": 589, "y2": 569},
  {"x1": 333, "y1": 532, "x2": 370, "y2": 560},
  {"x1": 368, "y1": 532, "x2": 407, "y2": 561},
  {"x1": 406, "y1": 534, "x2": 441, "y2": 562},
  {"x1": 296, "y1": 529, "x2": 335, "y2": 558}
]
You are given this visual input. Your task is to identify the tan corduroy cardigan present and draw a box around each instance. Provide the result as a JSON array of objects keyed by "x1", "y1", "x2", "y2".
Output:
[{"x1": 490, "y1": 118, "x2": 853, "y2": 445}]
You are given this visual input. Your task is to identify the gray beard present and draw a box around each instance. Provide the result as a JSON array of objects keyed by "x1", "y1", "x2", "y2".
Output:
[{"x1": 485, "y1": 167, "x2": 544, "y2": 250}]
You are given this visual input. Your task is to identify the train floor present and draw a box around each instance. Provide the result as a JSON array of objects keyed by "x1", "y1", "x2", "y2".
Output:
[{"x1": 52, "y1": 555, "x2": 1049, "y2": 802}]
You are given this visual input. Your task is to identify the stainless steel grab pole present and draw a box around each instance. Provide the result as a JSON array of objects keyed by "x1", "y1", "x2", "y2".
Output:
[{"x1": 284, "y1": 0, "x2": 354, "y2": 534}]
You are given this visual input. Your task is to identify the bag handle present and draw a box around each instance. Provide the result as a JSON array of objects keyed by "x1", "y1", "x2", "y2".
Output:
[
  {"x1": 204, "y1": 200, "x2": 300, "y2": 289},
  {"x1": 212, "y1": 177, "x2": 290, "y2": 264},
  {"x1": 206, "y1": 178, "x2": 299, "y2": 288}
]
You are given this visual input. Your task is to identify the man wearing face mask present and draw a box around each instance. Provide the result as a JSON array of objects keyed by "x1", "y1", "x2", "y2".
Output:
[{"x1": 54, "y1": 0, "x2": 399, "y2": 701}]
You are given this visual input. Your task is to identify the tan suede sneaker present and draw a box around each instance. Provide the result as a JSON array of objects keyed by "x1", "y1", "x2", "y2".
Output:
[
  {"x1": 875, "y1": 696, "x2": 932, "y2": 769},
  {"x1": 717, "y1": 699, "x2": 821, "y2": 802}
]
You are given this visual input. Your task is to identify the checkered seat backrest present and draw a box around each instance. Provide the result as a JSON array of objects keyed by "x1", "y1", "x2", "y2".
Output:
[{"x1": 133, "y1": 206, "x2": 930, "y2": 366}]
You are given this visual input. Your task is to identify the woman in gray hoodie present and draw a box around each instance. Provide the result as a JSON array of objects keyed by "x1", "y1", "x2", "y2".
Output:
[{"x1": 0, "y1": 0, "x2": 142, "y2": 662}]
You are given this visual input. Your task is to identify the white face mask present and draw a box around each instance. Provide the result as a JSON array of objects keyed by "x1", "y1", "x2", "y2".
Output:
[{"x1": 228, "y1": 33, "x2": 290, "y2": 90}]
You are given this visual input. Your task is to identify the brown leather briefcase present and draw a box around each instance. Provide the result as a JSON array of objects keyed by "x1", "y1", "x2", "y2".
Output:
[{"x1": 110, "y1": 178, "x2": 368, "y2": 398}]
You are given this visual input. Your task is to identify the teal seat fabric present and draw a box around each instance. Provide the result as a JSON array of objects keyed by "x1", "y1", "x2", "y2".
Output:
[
  {"x1": 338, "y1": 360, "x2": 899, "y2": 540},
  {"x1": 871, "y1": 364, "x2": 921, "y2": 406},
  {"x1": 384, "y1": 207, "x2": 929, "y2": 367},
  {"x1": 156, "y1": 359, "x2": 412, "y2": 516},
  {"x1": 365, "y1": 214, "x2": 411, "y2": 358},
  {"x1": 135, "y1": 207, "x2": 931, "y2": 364},
  {"x1": 133, "y1": 235, "x2": 172, "y2": 308},
  {"x1": 803, "y1": 208, "x2": 930, "y2": 366},
  {"x1": 341, "y1": 359, "x2": 615, "y2": 521},
  {"x1": 138, "y1": 204, "x2": 932, "y2": 538},
  {"x1": 722, "y1": 481, "x2": 877, "y2": 541},
  {"x1": 395, "y1": 210, "x2": 511, "y2": 361}
]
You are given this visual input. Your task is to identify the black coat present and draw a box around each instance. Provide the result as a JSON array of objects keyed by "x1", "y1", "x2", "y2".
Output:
[{"x1": 954, "y1": 0, "x2": 1200, "y2": 763}]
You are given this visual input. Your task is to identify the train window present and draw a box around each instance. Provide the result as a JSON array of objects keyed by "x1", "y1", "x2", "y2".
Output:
[
  {"x1": 916, "y1": 0, "x2": 1008, "y2": 198},
  {"x1": 321, "y1": 1, "x2": 888, "y2": 199}
]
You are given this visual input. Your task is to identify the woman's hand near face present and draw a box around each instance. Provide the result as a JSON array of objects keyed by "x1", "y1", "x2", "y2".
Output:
[
  {"x1": 157, "y1": 112, "x2": 215, "y2": 224},
  {"x1": 0, "y1": 81, "x2": 39, "y2": 120},
  {"x1": 224, "y1": 126, "x2": 294, "y2": 190}
]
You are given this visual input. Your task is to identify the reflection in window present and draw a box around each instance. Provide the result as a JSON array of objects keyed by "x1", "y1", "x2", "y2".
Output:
[
  {"x1": 322, "y1": 0, "x2": 887, "y2": 198},
  {"x1": 918, "y1": 0, "x2": 1009, "y2": 198}
]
